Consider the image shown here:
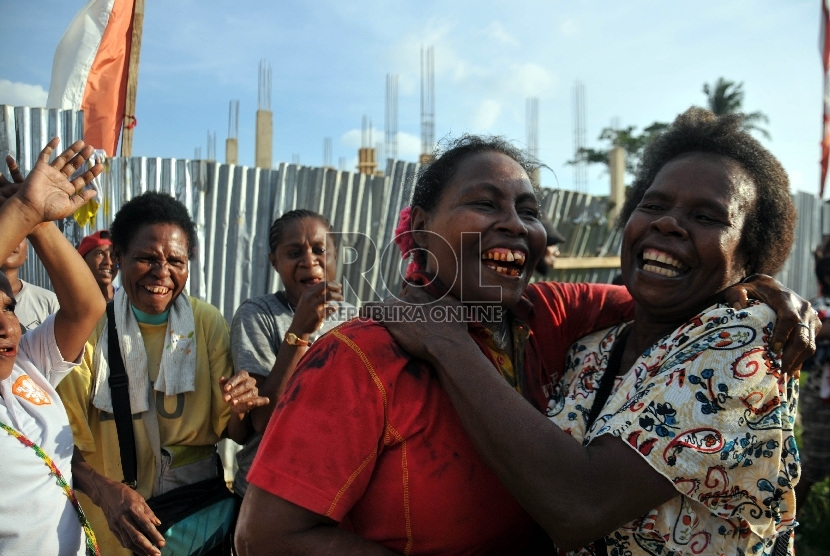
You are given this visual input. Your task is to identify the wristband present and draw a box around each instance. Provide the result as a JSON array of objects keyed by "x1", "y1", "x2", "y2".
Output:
[{"x1": 285, "y1": 332, "x2": 311, "y2": 347}]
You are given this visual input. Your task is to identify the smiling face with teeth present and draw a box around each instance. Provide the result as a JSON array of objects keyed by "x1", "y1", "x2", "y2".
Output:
[
  {"x1": 0, "y1": 273, "x2": 20, "y2": 380},
  {"x1": 622, "y1": 152, "x2": 756, "y2": 323},
  {"x1": 412, "y1": 151, "x2": 546, "y2": 309},
  {"x1": 83, "y1": 244, "x2": 118, "y2": 289},
  {"x1": 117, "y1": 223, "x2": 190, "y2": 315}
]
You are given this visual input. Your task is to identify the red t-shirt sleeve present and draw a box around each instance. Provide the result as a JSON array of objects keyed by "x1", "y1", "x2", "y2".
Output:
[
  {"x1": 527, "y1": 281, "x2": 633, "y2": 346},
  {"x1": 247, "y1": 327, "x2": 387, "y2": 521}
]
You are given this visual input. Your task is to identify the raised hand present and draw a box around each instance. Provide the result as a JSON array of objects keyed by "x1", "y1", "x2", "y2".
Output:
[{"x1": 11, "y1": 137, "x2": 102, "y2": 224}]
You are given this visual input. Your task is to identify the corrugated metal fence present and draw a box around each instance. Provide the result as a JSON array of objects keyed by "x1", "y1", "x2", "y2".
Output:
[
  {"x1": 2, "y1": 104, "x2": 827, "y2": 308},
  {"x1": 0, "y1": 106, "x2": 421, "y2": 314},
  {"x1": 3, "y1": 105, "x2": 829, "y2": 480},
  {"x1": 540, "y1": 188, "x2": 624, "y2": 284}
]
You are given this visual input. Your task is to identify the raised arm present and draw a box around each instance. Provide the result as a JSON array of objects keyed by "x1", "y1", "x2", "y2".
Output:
[{"x1": 0, "y1": 139, "x2": 104, "y2": 361}]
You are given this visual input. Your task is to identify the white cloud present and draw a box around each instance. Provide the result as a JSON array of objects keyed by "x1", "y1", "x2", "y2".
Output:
[
  {"x1": 473, "y1": 99, "x2": 502, "y2": 131},
  {"x1": 341, "y1": 129, "x2": 362, "y2": 149},
  {"x1": 0, "y1": 80, "x2": 48, "y2": 108},
  {"x1": 397, "y1": 131, "x2": 421, "y2": 159},
  {"x1": 507, "y1": 62, "x2": 555, "y2": 97},
  {"x1": 482, "y1": 22, "x2": 519, "y2": 47}
]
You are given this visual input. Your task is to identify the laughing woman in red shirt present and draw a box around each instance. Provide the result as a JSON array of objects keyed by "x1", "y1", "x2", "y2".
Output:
[
  {"x1": 235, "y1": 134, "x2": 813, "y2": 556},
  {"x1": 236, "y1": 136, "x2": 637, "y2": 555}
]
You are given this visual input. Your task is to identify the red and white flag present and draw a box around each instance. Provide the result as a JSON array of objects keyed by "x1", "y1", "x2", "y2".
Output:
[
  {"x1": 821, "y1": 0, "x2": 830, "y2": 197},
  {"x1": 46, "y1": 0, "x2": 136, "y2": 156}
]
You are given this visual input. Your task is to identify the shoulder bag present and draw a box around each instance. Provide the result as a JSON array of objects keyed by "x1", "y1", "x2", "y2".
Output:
[{"x1": 106, "y1": 302, "x2": 236, "y2": 556}]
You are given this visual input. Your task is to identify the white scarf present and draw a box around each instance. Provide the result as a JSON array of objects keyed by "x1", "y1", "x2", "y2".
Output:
[{"x1": 91, "y1": 288, "x2": 197, "y2": 414}]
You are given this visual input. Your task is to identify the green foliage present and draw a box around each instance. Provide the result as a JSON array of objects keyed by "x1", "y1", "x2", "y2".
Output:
[
  {"x1": 567, "y1": 122, "x2": 668, "y2": 175},
  {"x1": 793, "y1": 375, "x2": 830, "y2": 555},
  {"x1": 702, "y1": 77, "x2": 770, "y2": 139},
  {"x1": 796, "y1": 477, "x2": 830, "y2": 555},
  {"x1": 567, "y1": 77, "x2": 769, "y2": 180}
]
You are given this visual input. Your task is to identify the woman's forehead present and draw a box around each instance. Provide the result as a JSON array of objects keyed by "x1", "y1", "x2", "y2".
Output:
[
  {"x1": 128, "y1": 223, "x2": 189, "y2": 251},
  {"x1": 447, "y1": 151, "x2": 534, "y2": 197},
  {"x1": 282, "y1": 218, "x2": 329, "y2": 241}
]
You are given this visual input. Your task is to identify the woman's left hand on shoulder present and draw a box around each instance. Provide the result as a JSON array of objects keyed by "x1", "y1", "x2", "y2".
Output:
[
  {"x1": 362, "y1": 284, "x2": 471, "y2": 364},
  {"x1": 724, "y1": 273, "x2": 820, "y2": 375},
  {"x1": 220, "y1": 371, "x2": 270, "y2": 416}
]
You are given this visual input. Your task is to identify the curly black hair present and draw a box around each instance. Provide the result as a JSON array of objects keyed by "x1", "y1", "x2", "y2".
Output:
[
  {"x1": 411, "y1": 134, "x2": 543, "y2": 213},
  {"x1": 409, "y1": 135, "x2": 543, "y2": 268},
  {"x1": 268, "y1": 209, "x2": 333, "y2": 254},
  {"x1": 619, "y1": 107, "x2": 795, "y2": 276},
  {"x1": 110, "y1": 192, "x2": 198, "y2": 259}
]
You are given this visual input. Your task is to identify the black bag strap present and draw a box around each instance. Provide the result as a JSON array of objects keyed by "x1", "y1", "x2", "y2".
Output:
[
  {"x1": 107, "y1": 302, "x2": 138, "y2": 489},
  {"x1": 771, "y1": 529, "x2": 790, "y2": 556}
]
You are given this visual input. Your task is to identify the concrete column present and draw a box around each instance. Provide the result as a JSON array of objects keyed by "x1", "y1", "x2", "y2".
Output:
[
  {"x1": 357, "y1": 147, "x2": 378, "y2": 175},
  {"x1": 225, "y1": 138, "x2": 238, "y2": 165},
  {"x1": 255, "y1": 109, "x2": 272, "y2": 168},
  {"x1": 608, "y1": 146, "x2": 626, "y2": 226}
]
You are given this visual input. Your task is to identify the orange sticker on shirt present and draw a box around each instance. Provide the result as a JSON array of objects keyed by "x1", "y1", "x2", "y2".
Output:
[{"x1": 12, "y1": 375, "x2": 52, "y2": 406}]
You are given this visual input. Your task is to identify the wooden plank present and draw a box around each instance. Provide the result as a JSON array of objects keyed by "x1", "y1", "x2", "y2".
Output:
[
  {"x1": 553, "y1": 256, "x2": 621, "y2": 270},
  {"x1": 120, "y1": 0, "x2": 144, "y2": 157}
]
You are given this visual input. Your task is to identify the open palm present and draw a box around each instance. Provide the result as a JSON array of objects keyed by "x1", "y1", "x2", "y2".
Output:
[{"x1": 1, "y1": 137, "x2": 103, "y2": 223}]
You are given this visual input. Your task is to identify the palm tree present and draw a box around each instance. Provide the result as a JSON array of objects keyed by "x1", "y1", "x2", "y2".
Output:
[{"x1": 702, "y1": 78, "x2": 770, "y2": 139}]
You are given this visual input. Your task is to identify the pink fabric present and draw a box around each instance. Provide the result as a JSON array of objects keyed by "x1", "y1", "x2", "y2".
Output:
[{"x1": 393, "y1": 206, "x2": 420, "y2": 277}]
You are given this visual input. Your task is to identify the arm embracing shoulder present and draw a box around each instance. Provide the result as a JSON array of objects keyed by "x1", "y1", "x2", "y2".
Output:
[{"x1": 528, "y1": 282, "x2": 634, "y2": 346}]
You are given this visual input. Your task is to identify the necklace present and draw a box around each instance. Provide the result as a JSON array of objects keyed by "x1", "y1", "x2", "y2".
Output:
[{"x1": 1, "y1": 421, "x2": 100, "y2": 556}]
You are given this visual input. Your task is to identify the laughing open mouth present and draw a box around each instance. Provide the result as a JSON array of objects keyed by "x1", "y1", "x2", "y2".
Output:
[
  {"x1": 143, "y1": 285, "x2": 170, "y2": 294},
  {"x1": 482, "y1": 247, "x2": 527, "y2": 277},
  {"x1": 640, "y1": 248, "x2": 689, "y2": 278}
]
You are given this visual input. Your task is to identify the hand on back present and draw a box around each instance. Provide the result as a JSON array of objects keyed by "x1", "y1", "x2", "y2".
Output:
[{"x1": 724, "y1": 274, "x2": 820, "y2": 375}]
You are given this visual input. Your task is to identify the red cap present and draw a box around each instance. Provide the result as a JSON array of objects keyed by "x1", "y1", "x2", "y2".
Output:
[{"x1": 78, "y1": 230, "x2": 112, "y2": 257}]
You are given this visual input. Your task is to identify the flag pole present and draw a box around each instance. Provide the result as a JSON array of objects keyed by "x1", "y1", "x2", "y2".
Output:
[{"x1": 120, "y1": 0, "x2": 144, "y2": 157}]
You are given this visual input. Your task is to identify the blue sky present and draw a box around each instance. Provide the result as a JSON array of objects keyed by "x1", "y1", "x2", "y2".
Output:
[{"x1": 0, "y1": 0, "x2": 824, "y2": 196}]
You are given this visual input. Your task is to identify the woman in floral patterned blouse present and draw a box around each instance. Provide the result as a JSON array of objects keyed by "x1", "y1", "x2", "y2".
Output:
[{"x1": 380, "y1": 107, "x2": 802, "y2": 555}]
